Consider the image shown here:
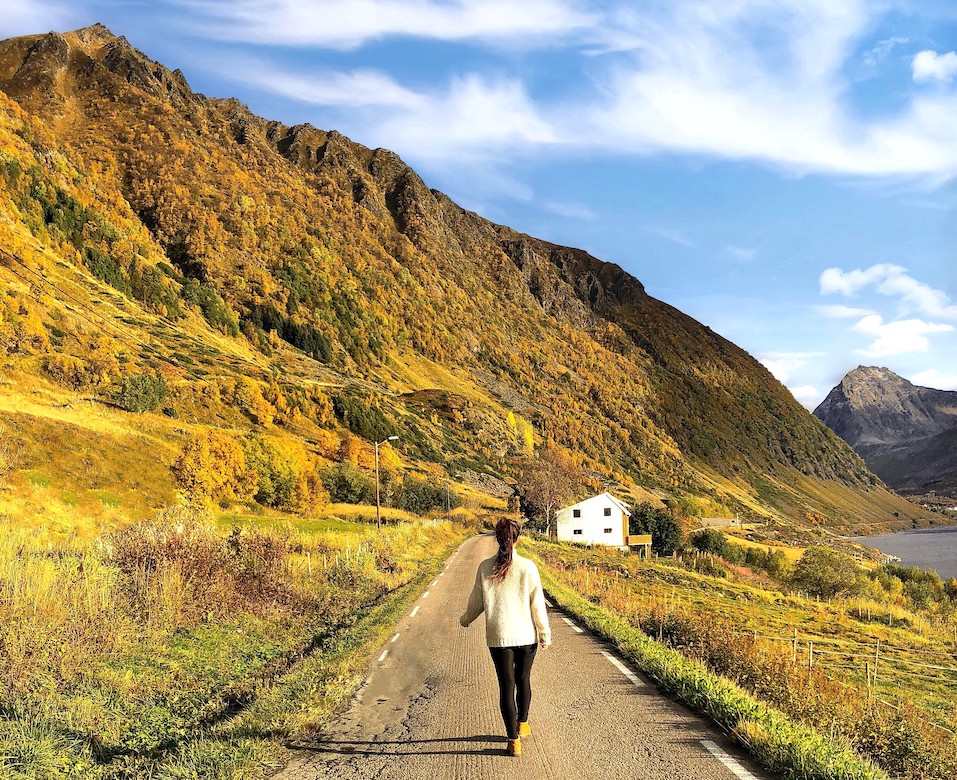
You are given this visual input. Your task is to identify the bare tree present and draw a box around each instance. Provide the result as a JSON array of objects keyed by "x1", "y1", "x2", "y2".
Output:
[{"x1": 519, "y1": 445, "x2": 582, "y2": 536}]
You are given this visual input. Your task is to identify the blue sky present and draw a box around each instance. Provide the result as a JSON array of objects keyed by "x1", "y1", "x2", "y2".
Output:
[{"x1": 4, "y1": 0, "x2": 957, "y2": 407}]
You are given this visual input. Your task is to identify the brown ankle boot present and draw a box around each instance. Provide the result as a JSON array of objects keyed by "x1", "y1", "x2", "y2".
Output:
[{"x1": 507, "y1": 737, "x2": 522, "y2": 756}]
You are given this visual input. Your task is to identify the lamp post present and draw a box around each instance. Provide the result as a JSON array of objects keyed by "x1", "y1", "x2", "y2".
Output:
[
  {"x1": 375, "y1": 435, "x2": 399, "y2": 532},
  {"x1": 445, "y1": 473, "x2": 462, "y2": 523}
]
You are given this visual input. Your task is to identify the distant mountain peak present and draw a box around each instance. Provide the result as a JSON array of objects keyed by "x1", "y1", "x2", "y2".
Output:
[
  {"x1": 71, "y1": 23, "x2": 119, "y2": 45},
  {"x1": 815, "y1": 366, "x2": 957, "y2": 494}
]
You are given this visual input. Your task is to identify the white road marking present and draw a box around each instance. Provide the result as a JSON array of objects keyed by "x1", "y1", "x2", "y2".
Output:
[
  {"x1": 390, "y1": 633, "x2": 400, "y2": 643},
  {"x1": 410, "y1": 606, "x2": 420, "y2": 618},
  {"x1": 438, "y1": 571, "x2": 445, "y2": 577},
  {"x1": 378, "y1": 649, "x2": 389, "y2": 663},
  {"x1": 422, "y1": 590, "x2": 431, "y2": 598},
  {"x1": 601, "y1": 651, "x2": 644, "y2": 686},
  {"x1": 431, "y1": 579, "x2": 439, "y2": 587},
  {"x1": 700, "y1": 740, "x2": 761, "y2": 780},
  {"x1": 544, "y1": 598, "x2": 553, "y2": 608},
  {"x1": 562, "y1": 617, "x2": 583, "y2": 634}
]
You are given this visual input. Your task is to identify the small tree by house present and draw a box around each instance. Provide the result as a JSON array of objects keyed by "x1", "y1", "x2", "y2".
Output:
[
  {"x1": 630, "y1": 502, "x2": 683, "y2": 556},
  {"x1": 519, "y1": 445, "x2": 582, "y2": 535}
]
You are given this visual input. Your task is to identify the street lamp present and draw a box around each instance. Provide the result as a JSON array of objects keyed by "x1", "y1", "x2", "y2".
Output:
[
  {"x1": 446, "y1": 473, "x2": 462, "y2": 523},
  {"x1": 375, "y1": 435, "x2": 399, "y2": 531}
]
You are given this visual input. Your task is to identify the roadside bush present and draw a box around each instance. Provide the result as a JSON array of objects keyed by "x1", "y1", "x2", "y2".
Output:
[
  {"x1": 172, "y1": 430, "x2": 256, "y2": 506},
  {"x1": 395, "y1": 475, "x2": 461, "y2": 515},
  {"x1": 320, "y1": 462, "x2": 375, "y2": 504},
  {"x1": 114, "y1": 370, "x2": 169, "y2": 412}
]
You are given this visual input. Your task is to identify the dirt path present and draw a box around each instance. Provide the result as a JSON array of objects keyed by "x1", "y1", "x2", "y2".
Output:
[{"x1": 275, "y1": 534, "x2": 773, "y2": 780}]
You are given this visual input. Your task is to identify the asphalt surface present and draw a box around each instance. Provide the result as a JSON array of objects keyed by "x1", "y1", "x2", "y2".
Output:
[{"x1": 275, "y1": 534, "x2": 774, "y2": 780}]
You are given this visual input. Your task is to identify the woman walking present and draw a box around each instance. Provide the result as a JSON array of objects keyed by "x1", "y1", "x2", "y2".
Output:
[{"x1": 459, "y1": 518, "x2": 551, "y2": 757}]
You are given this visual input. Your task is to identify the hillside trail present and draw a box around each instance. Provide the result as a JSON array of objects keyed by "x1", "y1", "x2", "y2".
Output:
[{"x1": 274, "y1": 534, "x2": 773, "y2": 780}]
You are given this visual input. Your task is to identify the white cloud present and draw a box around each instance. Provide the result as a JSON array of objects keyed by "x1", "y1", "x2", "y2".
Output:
[
  {"x1": 726, "y1": 245, "x2": 757, "y2": 262},
  {"x1": 910, "y1": 369, "x2": 957, "y2": 390},
  {"x1": 852, "y1": 314, "x2": 953, "y2": 357},
  {"x1": 185, "y1": 1, "x2": 957, "y2": 182},
  {"x1": 0, "y1": 0, "x2": 77, "y2": 37},
  {"x1": 788, "y1": 384, "x2": 823, "y2": 409},
  {"x1": 760, "y1": 351, "x2": 825, "y2": 383},
  {"x1": 820, "y1": 264, "x2": 957, "y2": 319},
  {"x1": 178, "y1": 0, "x2": 595, "y2": 49},
  {"x1": 817, "y1": 304, "x2": 877, "y2": 319},
  {"x1": 913, "y1": 50, "x2": 957, "y2": 83}
]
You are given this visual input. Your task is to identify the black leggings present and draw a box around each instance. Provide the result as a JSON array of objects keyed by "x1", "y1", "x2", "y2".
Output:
[{"x1": 489, "y1": 644, "x2": 538, "y2": 739}]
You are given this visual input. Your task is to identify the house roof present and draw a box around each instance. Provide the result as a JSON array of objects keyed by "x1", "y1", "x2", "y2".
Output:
[{"x1": 562, "y1": 491, "x2": 632, "y2": 517}]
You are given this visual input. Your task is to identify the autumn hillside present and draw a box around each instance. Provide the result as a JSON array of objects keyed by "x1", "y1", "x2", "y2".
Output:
[{"x1": 0, "y1": 24, "x2": 932, "y2": 536}]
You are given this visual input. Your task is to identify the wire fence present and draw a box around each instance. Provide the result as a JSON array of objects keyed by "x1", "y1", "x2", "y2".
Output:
[{"x1": 732, "y1": 625, "x2": 957, "y2": 734}]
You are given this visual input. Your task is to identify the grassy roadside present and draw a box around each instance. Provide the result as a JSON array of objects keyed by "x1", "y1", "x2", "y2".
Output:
[
  {"x1": 525, "y1": 543, "x2": 888, "y2": 780},
  {"x1": 155, "y1": 529, "x2": 467, "y2": 780},
  {"x1": 0, "y1": 515, "x2": 471, "y2": 780}
]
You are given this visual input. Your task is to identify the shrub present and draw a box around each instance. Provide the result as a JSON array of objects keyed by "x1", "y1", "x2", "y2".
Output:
[
  {"x1": 114, "y1": 371, "x2": 169, "y2": 412},
  {"x1": 320, "y1": 463, "x2": 375, "y2": 504},
  {"x1": 172, "y1": 430, "x2": 256, "y2": 506},
  {"x1": 630, "y1": 502, "x2": 683, "y2": 555},
  {"x1": 395, "y1": 475, "x2": 461, "y2": 515},
  {"x1": 790, "y1": 546, "x2": 863, "y2": 600}
]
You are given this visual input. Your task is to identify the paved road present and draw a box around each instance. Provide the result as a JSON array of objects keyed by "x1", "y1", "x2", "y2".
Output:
[{"x1": 276, "y1": 535, "x2": 773, "y2": 780}]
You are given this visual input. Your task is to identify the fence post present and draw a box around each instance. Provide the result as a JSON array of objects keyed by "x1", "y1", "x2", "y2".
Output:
[
  {"x1": 792, "y1": 628, "x2": 797, "y2": 663},
  {"x1": 808, "y1": 640, "x2": 814, "y2": 670},
  {"x1": 874, "y1": 638, "x2": 880, "y2": 684}
]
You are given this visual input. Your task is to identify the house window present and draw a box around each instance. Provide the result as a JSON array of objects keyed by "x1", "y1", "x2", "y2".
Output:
[
  {"x1": 573, "y1": 509, "x2": 581, "y2": 518},
  {"x1": 604, "y1": 528, "x2": 613, "y2": 534},
  {"x1": 603, "y1": 507, "x2": 612, "y2": 516},
  {"x1": 573, "y1": 529, "x2": 583, "y2": 535}
]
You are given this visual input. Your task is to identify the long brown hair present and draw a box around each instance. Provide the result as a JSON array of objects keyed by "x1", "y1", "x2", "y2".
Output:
[{"x1": 491, "y1": 518, "x2": 521, "y2": 583}]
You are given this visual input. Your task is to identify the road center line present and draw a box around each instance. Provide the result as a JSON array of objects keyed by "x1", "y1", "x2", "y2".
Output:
[
  {"x1": 700, "y1": 740, "x2": 761, "y2": 780},
  {"x1": 422, "y1": 590, "x2": 430, "y2": 598},
  {"x1": 601, "y1": 651, "x2": 644, "y2": 686},
  {"x1": 562, "y1": 617, "x2": 583, "y2": 633},
  {"x1": 544, "y1": 598, "x2": 554, "y2": 608},
  {"x1": 390, "y1": 633, "x2": 400, "y2": 643},
  {"x1": 378, "y1": 649, "x2": 389, "y2": 663},
  {"x1": 431, "y1": 579, "x2": 439, "y2": 587},
  {"x1": 410, "y1": 606, "x2": 420, "y2": 618}
]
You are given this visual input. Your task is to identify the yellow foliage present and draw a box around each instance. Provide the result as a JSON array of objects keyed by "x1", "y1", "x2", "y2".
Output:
[{"x1": 172, "y1": 430, "x2": 255, "y2": 505}]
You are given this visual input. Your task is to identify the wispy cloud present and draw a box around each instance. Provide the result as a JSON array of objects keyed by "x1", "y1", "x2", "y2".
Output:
[
  {"x1": 0, "y1": 0, "x2": 78, "y2": 37},
  {"x1": 817, "y1": 304, "x2": 877, "y2": 319},
  {"x1": 231, "y1": 61, "x2": 427, "y2": 109},
  {"x1": 181, "y1": 1, "x2": 957, "y2": 184},
  {"x1": 726, "y1": 245, "x2": 757, "y2": 262},
  {"x1": 641, "y1": 225, "x2": 695, "y2": 247},
  {"x1": 543, "y1": 200, "x2": 599, "y2": 220},
  {"x1": 863, "y1": 36, "x2": 908, "y2": 68},
  {"x1": 177, "y1": 0, "x2": 595, "y2": 49}
]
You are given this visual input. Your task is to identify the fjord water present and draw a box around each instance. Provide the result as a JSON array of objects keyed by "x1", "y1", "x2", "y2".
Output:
[{"x1": 856, "y1": 525, "x2": 957, "y2": 579}]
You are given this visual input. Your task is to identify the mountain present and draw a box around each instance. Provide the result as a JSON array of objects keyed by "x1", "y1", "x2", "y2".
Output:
[
  {"x1": 0, "y1": 25, "x2": 930, "y2": 533},
  {"x1": 814, "y1": 366, "x2": 957, "y2": 497}
]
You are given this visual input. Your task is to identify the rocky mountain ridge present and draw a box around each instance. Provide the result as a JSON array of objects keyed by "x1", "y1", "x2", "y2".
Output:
[
  {"x1": 814, "y1": 366, "x2": 957, "y2": 496},
  {"x1": 0, "y1": 24, "x2": 931, "y2": 531}
]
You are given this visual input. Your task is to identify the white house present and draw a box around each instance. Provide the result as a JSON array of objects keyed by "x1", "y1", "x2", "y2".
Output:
[{"x1": 556, "y1": 492, "x2": 632, "y2": 547}]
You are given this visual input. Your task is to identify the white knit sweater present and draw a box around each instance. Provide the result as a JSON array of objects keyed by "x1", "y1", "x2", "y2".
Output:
[{"x1": 459, "y1": 550, "x2": 551, "y2": 648}]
